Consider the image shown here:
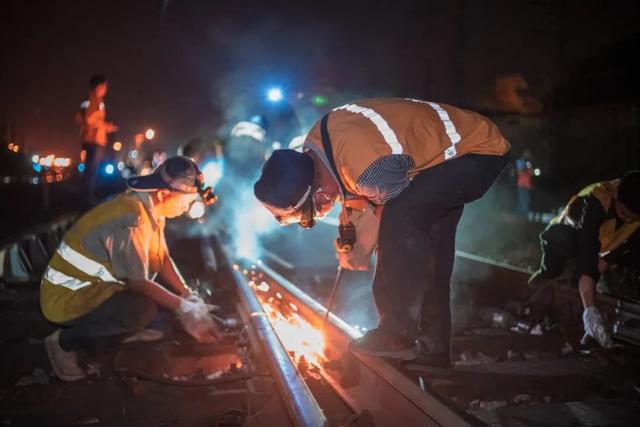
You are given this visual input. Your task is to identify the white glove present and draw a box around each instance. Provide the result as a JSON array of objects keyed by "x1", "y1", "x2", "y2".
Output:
[
  {"x1": 175, "y1": 298, "x2": 220, "y2": 343},
  {"x1": 581, "y1": 307, "x2": 613, "y2": 348},
  {"x1": 336, "y1": 205, "x2": 380, "y2": 271}
]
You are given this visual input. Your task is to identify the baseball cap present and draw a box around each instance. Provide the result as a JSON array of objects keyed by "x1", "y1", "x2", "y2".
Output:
[
  {"x1": 126, "y1": 156, "x2": 201, "y2": 193},
  {"x1": 253, "y1": 150, "x2": 315, "y2": 212}
]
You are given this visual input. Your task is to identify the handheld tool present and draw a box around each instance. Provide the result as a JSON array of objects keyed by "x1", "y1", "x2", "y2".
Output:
[{"x1": 322, "y1": 266, "x2": 345, "y2": 332}]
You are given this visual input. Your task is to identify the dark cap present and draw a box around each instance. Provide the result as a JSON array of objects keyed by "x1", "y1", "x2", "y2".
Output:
[
  {"x1": 126, "y1": 156, "x2": 201, "y2": 193},
  {"x1": 254, "y1": 150, "x2": 315, "y2": 211}
]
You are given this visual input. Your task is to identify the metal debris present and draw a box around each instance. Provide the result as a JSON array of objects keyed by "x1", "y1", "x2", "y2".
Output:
[
  {"x1": 513, "y1": 394, "x2": 531, "y2": 404},
  {"x1": 15, "y1": 368, "x2": 49, "y2": 386},
  {"x1": 561, "y1": 342, "x2": 574, "y2": 355}
]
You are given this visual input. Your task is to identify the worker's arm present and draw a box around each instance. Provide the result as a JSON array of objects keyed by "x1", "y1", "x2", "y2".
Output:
[
  {"x1": 572, "y1": 197, "x2": 613, "y2": 347},
  {"x1": 158, "y1": 254, "x2": 190, "y2": 298},
  {"x1": 578, "y1": 274, "x2": 596, "y2": 308},
  {"x1": 353, "y1": 154, "x2": 414, "y2": 205},
  {"x1": 574, "y1": 196, "x2": 606, "y2": 306},
  {"x1": 127, "y1": 278, "x2": 182, "y2": 310}
]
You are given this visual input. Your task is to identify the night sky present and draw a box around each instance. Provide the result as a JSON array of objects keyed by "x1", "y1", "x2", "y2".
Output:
[{"x1": 1, "y1": 0, "x2": 638, "y2": 158}]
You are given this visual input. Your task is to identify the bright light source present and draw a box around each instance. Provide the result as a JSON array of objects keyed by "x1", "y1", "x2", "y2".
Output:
[
  {"x1": 12, "y1": 145, "x2": 19, "y2": 153},
  {"x1": 311, "y1": 94, "x2": 328, "y2": 106},
  {"x1": 128, "y1": 149, "x2": 139, "y2": 159},
  {"x1": 53, "y1": 157, "x2": 71, "y2": 167},
  {"x1": 267, "y1": 87, "x2": 283, "y2": 102},
  {"x1": 534, "y1": 168, "x2": 541, "y2": 177},
  {"x1": 271, "y1": 141, "x2": 281, "y2": 150},
  {"x1": 145, "y1": 129, "x2": 155, "y2": 140},
  {"x1": 105, "y1": 164, "x2": 115, "y2": 175},
  {"x1": 39, "y1": 155, "x2": 55, "y2": 167},
  {"x1": 33, "y1": 164, "x2": 42, "y2": 173},
  {"x1": 113, "y1": 141, "x2": 122, "y2": 151},
  {"x1": 32, "y1": 154, "x2": 39, "y2": 163},
  {"x1": 78, "y1": 163, "x2": 86, "y2": 173},
  {"x1": 188, "y1": 201, "x2": 206, "y2": 219},
  {"x1": 8, "y1": 143, "x2": 14, "y2": 151},
  {"x1": 117, "y1": 162, "x2": 125, "y2": 171}
]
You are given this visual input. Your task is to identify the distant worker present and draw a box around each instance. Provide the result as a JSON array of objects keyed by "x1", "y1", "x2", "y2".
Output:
[
  {"x1": 76, "y1": 74, "x2": 118, "y2": 205},
  {"x1": 515, "y1": 148, "x2": 534, "y2": 219},
  {"x1": 254, "y1": 98, "x2": 510, "y2": 367},
  {"x1": 528, "y1": 171, "x2": 640, "y2": 348},
  {"x1": 41, "y1": 156, "x2": 219, "y2": 381}
]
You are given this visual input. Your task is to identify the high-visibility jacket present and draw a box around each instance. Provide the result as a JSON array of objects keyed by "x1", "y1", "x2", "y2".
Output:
[
  {"x1": 40, "y1": 193, "x2": 166, "y2": 323},
  {"x1": 78, "y1": 98, "x2": 108, "y2": 146},
  {"x1": 552, "y1": 179, "x2": 640, "y2": 256},
  {"x1": 304, "y1": 98, "x2": 510, "y2": 196}
]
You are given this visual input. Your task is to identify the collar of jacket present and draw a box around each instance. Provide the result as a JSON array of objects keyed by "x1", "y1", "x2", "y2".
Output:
[{"x1": 134, "y1": 192, "x2": 163, "y2": 230}]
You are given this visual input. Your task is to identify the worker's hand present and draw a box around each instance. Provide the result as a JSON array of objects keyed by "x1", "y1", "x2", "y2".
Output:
[
  {"x1": 581, "y1": 307, "x2": 614, "y2": 348},
  {"x1": 175, "y1": 298, "x2": 220, "y2": 343},
  {"x1": 186, "y1": 292, "x2": 221, "y2": 313},
  {"x1": 335, "y1": 205, "x2": 380, "y2": 271}
]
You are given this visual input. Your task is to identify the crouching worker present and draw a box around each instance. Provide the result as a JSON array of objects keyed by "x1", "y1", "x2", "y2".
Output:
[
  {"x1": 528, "y1": 171, "x2": 640, "y2": 348},
  {"x1": 40, "y1": 156, "x2": 220, "y2": 381}
]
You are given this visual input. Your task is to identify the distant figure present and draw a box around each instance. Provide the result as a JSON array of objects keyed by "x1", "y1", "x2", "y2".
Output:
[
  {"x1": 528, "y1": 171, "x2": 640, "y2": 348},
  {"x1": 76, "y1": 74, "x2": 118, "y2": 205},
  {"x1": 515, "y1": 149, "x2": 534, "y2": 219}
]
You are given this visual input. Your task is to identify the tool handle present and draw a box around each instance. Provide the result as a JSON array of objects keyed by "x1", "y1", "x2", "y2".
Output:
[{"x1": 322, "y1": 266, "x2": 344, "y2": 332}]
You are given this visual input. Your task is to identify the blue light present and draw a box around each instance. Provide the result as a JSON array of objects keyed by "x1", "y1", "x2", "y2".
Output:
[
  {"x1": 78, "y1": 163, "x2": 86, "y2": 173},
  {"x1": 33, "y1": 164, "x2": 42, "y2": 173},
  {"x1": 267, "y1": 87, "x2": 283, "y2": 102},
  {"x1": 104, "y1": 164, "x2": 115, "y2": 175}
]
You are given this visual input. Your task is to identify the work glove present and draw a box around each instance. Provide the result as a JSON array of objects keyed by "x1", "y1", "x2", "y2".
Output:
[
  {"x1": 581, "y1": 306, "x2": 614, "y2": 348},
  {"x1": 185, "y1": 292, "x2": 221, "y2": 313},
  {"x1": 336, "y1": 205, "x2": 380, "y2": 271},
  {"x1": 175, "y1": 298, "x2": 220, "y2": 343}
]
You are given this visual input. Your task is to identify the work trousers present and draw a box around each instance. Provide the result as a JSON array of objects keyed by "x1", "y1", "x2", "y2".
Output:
[
  {"x1": 59, "y1": 291, "x2": 157, "y2": 354},
  {"x1": 81, "y1": 142, "x2": 106, "y2": 205},
  {"x1": 373, "y1": 153, "x2": 509, "y2": 357}
]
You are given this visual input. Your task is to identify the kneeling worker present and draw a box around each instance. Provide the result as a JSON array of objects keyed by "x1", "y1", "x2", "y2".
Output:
[
  {"x1": 529, "y1": 171, "x2": 640, "y2": 348},
  {"x1": 41, "y1": 156, "x2": 219, "y2": 381},
  {"x1": 254, "y1": 98, "x2": 510, "y2": 366}
]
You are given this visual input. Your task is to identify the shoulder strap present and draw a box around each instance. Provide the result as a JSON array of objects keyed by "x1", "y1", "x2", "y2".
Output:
[{"x1": 320, "y1": 113, "x2": 348, "y2": 197}]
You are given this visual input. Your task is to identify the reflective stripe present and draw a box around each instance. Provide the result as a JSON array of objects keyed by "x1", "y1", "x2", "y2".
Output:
[
  {"x1": 334, "y1": 104, "x2": 403, "y2": 154},
  {"x1": 406, "y1": 99, "x2": 462, "y2": 160},
  {"x1": 44, "y1": 266, "x2": 93, "y2": 291},
  {"x1": 57, "y1": 241, "x2": 121, "y2": 284}
]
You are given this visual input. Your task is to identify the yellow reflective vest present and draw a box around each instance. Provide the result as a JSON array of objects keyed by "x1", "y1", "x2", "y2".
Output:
[
  {"x1": 552, "y1": 179, "x2": 640, "y2": 256},
  {"x1": 40, "y1": 193, "x2": 166, "y2": 323}
]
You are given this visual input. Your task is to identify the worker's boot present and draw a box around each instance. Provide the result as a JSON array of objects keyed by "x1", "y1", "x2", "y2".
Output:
[
  {"x1": 45, "y1": 330, "x2": 86, "y2": 382},
  {"x1": 348, "y1": 328, "x2": 416, "y2": 361}
]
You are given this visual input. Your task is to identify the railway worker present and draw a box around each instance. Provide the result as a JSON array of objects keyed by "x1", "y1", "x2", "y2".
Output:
[
  {"x1": 41, "y1": 156, "x2": 219, "y2": 381},
  {"x1": 528, "y1": 171, "x2": 640, "y2": 348},
  {"x1": 76, "y1": 74, "x2": 118, "y2": 205},
  {"x1": 253, "y1": 98, "x2": 510, "y2": 367}
]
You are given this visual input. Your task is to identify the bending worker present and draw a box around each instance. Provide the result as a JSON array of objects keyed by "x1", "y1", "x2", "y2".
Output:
[
  {"x1": 41, "y1": 156, "x2": 219, "y2": 381},
  {"x1": 254, "y1": 98, "x2": 510, "y2": 366},
  {"x1": 528, "y1": 171, "x2": 640, "y2": 348}
]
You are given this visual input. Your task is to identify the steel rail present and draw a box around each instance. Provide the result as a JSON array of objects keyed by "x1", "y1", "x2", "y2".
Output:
[
  {"x1": 254, "y1": 262, "x2": 483, "y2": 427},
  {"x1": 221, "y1": 246, "x2": 328, "y2": 427}
]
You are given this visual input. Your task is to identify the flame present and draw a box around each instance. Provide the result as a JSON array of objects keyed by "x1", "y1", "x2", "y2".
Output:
[{"x1": 247, "y1": 278, "x2": 326, "y2": 367}]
